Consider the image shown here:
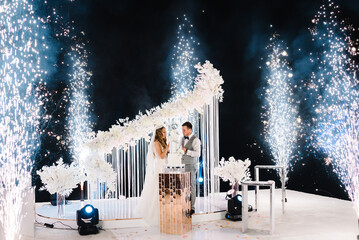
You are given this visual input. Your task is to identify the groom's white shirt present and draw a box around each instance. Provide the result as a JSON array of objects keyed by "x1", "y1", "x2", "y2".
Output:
[{"x1": 183, "y1": 133, "x2": 201, "y2": 158}]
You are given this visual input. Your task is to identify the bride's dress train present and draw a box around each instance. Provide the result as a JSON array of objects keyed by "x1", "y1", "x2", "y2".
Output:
[{"x1": 136, "y1": 142, "x2": 166, "y2": 226}]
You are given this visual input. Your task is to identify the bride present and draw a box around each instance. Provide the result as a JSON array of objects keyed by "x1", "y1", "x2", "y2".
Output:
[{"x1": 136, "y1": 125, "x2": 170, "y2": 226}]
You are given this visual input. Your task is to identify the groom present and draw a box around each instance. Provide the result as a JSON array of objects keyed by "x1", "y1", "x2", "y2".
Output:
[{"x1": 181, "y1": 122, "x2": 201, "y2": 215}]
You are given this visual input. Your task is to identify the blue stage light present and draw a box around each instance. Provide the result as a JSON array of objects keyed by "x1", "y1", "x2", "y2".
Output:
[
  {"x1": 198, "y1": 177, "x2": 204, "y2": 183},
  {"x1": 85, "y1": 205, "x2": 93, "y2": 214},
  {"x1": 226, "y1": 194, "x2": 242, "y2": 221},
  {"x1": 77, "y1": 204, "x2": 99, "y2": 235}
]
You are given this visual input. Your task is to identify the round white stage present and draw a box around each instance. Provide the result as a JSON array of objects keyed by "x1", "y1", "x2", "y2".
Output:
[
  {"x1": 35, "y1": 193, "x2": 227, "y2": 229},
  {"x1": 31, "y1": 189, "x2": 359, "y2": 240}
]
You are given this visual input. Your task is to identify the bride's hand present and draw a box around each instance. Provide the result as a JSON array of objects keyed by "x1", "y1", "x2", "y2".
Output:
[{"x1": 166, "y1": 143, "x2": 170, "y2": 151}]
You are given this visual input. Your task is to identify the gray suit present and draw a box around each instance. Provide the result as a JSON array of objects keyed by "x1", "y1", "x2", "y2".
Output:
[{"x1": 181, "y1": 135, "x2": 201, "y2": 210}]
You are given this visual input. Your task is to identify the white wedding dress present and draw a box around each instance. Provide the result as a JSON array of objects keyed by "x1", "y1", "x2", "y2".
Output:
[{"x1": 136, "y1": 136, "x2": 166, "y2": 226}]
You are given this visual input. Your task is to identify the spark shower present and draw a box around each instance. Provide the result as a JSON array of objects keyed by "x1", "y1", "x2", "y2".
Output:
[{"x1": 0, "y1": 0, "x2": 45, "y2": 239}]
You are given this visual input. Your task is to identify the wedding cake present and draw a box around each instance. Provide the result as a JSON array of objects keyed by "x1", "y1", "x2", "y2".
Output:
[
  {"x1": 165, "y1": 130, "x2": 185, "y2": 171},
  {"x1": 168, "y1": 152, "x2": 183, "y2": 165}
]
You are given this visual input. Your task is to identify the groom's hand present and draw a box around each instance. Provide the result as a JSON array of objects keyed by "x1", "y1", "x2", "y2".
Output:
[{"x1": 182, "y1": 147, "x2": 187, "y2": 153}]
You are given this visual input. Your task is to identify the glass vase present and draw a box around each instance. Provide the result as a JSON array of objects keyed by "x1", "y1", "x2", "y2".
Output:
[
  {"x1": 56, "y1": 193, "x2": 66, "y2": 218},
  {"x1": 232, "y1": 181, "x2": 239, "y2": 198}
]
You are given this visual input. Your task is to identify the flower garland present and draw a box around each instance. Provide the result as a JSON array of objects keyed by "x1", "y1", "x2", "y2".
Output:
[{"x1": 85, "y1": 60, "x2": 224, "y2": 154}]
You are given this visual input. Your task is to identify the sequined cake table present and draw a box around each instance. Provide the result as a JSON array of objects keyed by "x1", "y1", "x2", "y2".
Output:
[{"x1": 159, "y1": 172, "x2": 192, "y2": 235}]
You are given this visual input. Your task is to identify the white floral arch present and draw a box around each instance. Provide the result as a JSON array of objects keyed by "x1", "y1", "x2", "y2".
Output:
[{"x1": 84, "y1": 60, "x2": 224, "y2": 198}]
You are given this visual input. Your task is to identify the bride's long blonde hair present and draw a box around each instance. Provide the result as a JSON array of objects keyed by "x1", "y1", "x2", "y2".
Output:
[{"x1": 154, "y1": 127, "x2": 167, "y2": 149}]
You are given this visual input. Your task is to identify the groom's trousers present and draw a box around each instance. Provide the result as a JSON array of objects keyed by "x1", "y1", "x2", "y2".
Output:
[{"x1": 185, "y1": 163, "x2": 198, "y2": 210}]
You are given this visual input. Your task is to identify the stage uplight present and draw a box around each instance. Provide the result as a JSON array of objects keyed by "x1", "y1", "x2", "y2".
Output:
[
  {"x1": 225, "y1": 194, "x2": 242, "y2": 221},
  {"x1": 76, "y1": 204, "x2": 99, "y2": 235}
]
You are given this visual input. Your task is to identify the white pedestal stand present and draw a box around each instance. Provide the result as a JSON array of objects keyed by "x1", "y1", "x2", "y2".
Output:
[
  {"x1": 254, "y1": 165, "x2": 286, "y2": 214},
  {"x1": 242, "y1": 180, "x2": 275, "y2": 234}
]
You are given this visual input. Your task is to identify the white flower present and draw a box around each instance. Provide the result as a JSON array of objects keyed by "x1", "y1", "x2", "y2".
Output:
[{"x1": 214, "y1": 156, "x2": 251, "y2": 185}]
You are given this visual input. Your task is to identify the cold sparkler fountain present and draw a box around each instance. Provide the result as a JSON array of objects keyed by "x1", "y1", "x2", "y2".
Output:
[
  {"x1": 67, "y1": 43, "x2": 93, "y2": 200},
  {"x1": 309, "y1": 0, "x2": 359, "y2": 237},
  {"x1": 0, "y1": 0, "x2": 45, "y2": 239},
  {"x1": 261, "y1": 35, "x2": 300, "y2": 211},
  {"x1": 171, "y1": 14, "x2": 199, "y2": 97}
]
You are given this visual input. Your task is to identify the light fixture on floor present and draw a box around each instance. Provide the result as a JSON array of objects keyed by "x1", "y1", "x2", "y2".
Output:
[
  {"x1": 225, "y1": 192, "x2": 253, "y2": 221},
  {"x1": 225, "y1": 194, "x2": 242, "y2": 221},
  {"x1": 76, "y1": 204, "x2": 99, "y2": 235}
]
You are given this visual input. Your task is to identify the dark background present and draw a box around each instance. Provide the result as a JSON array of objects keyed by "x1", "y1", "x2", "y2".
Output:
[{"x1": 34, "y1": 0, "x2": 359, "y2": 202}]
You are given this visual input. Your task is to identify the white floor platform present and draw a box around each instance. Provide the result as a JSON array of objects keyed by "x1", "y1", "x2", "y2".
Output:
[
  {"x1": 35, "y1": 193, "x2": 227, "y2": 229},
  {"x1": 29, "y1": 189, "x2": 359, "y2": 240}
]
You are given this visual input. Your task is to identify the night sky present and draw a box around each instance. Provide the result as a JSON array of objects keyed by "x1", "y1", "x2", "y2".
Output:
[{"x1": 35, "y1": 0, "x2": 359, "y2": 201}]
